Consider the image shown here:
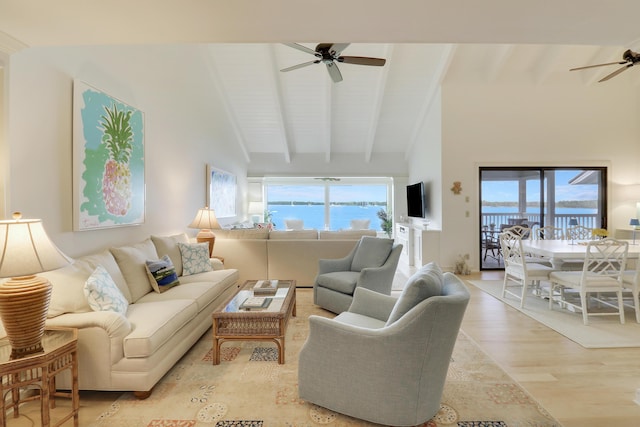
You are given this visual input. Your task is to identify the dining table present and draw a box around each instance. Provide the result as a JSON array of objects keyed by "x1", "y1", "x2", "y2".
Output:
[{"x1": 521, "y1": 239, "x2": 640, "y2": 270}]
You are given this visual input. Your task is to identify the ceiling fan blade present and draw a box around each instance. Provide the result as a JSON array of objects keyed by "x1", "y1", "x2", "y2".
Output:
[
  {"x1": 598, "y1": 64, "x2": 633, "y2": 82},
  {"x1": 283, "y1": 43, "x2": 318, "y2": 56},
  {"x1": 569, "y1": 61, "x2": 627, "y2": 71},
  {"x1": 280, "y1": 60, "x2": 318, "y2": 73},
  {"x1": 339, "y1": 56, "x2": 386, "y2": 66},
  {"x1": 328, "y1": 43, "x2": 351, "y2": 56},
  {"x1": 326, "y1": 62, "x2": 343, "y2": 83}
]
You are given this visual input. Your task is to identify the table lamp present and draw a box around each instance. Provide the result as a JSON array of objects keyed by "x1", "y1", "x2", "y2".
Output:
[
  {"x1": 189, "y1": 207, "x2": 221, "y2": 256},
  {"x1": 568, "y1": 217, "x2": 579, "y2": 245},
  {"x1": 630, "y1": 218, "x2": 640, "y2": 245},
  {"x1": 0, "y1": 212, "x2": 71, "y2": 358}
]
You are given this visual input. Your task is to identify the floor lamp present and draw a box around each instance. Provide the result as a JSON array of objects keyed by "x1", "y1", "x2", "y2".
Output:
[{"x1": 630, "y1": 218, "x2": 639, "y2": 245}]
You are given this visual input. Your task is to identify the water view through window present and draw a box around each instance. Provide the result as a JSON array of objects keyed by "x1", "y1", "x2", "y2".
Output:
[
  {"x1": 479, "y1": 167, "x2": 607, "y2": 270},
  {"x1": 265, "y1": 180, "x2": 390, "y2": 231}
]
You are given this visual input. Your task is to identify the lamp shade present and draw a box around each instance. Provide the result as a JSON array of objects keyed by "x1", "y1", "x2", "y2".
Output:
[
  {"x1": 0, "y1": 215, "x2": 72, "y2": 278},
  {"x1": 568, "y1": 218, "x2": 579, "y2": 226},
  {"x1": 188, "y1": 208, "x2": 221, "y2": 230},
  {"x1": 630, "y1": 218, "x2": 640, "y2": 227}
]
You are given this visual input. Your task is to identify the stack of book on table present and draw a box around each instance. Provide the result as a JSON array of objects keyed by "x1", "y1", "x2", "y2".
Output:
[
  {"x1": 253, "y1": 279, "x2": 278, "y2": 295},
  {"x1": 239, "y1": 296, "x2": 272, "y2": 310}
]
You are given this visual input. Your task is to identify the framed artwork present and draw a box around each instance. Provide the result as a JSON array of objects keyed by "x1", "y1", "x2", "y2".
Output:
[
  {"x1": 207, "y1": 165, "x2": 237, "y2": 218},
  {"x1": 73, "y1": 80, "x2": 145, "y2": 230}
]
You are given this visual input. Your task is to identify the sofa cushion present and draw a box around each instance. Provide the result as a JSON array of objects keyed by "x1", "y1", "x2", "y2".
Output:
[
  {"x1": 386, "y1": 262, "x2": 443, "y2": 325},
  {"x1": 316, "y1": 271, "x2": 360, "y2": 295},
  {"x1": 84, "y1": 265, "x2": 129, "y2": 315},
  {"x1": 137, "y1": 269, "x2": 238, "y2": 312},
  {"x1": 335, "y1": 311, "x2": 386, "y2": 329},
  {"x1": 178, "y1": 242, "x2": 214, "y2": 276},
  {"x1": 215, "y1": 229, "x2": 270, "y2": 239},
  {"x1": 42, "y1": 248, "x2": 132, "y2": 317},
  {"x1": 124, "y1": 299, "x2": 198, "y2": 358},
  {"x1": 351, "y1": 237, "x2": 393, "y2": 272},
  {"x1": 145, "y1": 255, "x2": 180, "y2": 293},
  {"x1": 110, "y1": 239, "x2": 159, "y2": 302},
  {"x1": 268, "y1": 229, "x2": 319, "y2": 240},
  {"x1": 318, "y1": 230, "x2": 377, "y2": 240},
  {"x1": 151, "y1": 234, "x2": 189, "y2": 276}
]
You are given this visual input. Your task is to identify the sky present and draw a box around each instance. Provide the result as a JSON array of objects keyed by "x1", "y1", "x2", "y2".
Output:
[
  {"x1": 481, "y1": 170, "x2": 599, "y2": 202},
  {"x1": 267, "y1": 184, "x2": 387, "y2": 203}
]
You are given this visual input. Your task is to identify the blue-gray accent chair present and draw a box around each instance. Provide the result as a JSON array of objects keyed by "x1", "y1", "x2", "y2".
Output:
[
  {"x1": 313, "y1": 236, "x2": 402, "y2": 314},
  {"x1": 299, "y1": 263, "x2": 470, "y2": 426}
]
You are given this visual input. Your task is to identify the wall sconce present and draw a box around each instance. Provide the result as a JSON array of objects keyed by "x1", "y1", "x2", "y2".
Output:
[{"x1": 188, "y1": 207, "x2": 221, "y2": 256}]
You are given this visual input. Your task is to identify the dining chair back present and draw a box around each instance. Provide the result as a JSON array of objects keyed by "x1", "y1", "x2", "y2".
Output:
[
  {"x1": 500, "y1": 230, "x2": 554, "y2": 308},
  {"x1": 502, "y1": 225, "x2": 531, "y2": 239},
  {"x1": 536, "y1": 225, "x2": 564, "y2": 240},
  {"x1": 549, "y1": 238, "x2": 628, "y2": 325},
  {"x1": 565, "y1": 225, "x2": 593, "y2": 242}
]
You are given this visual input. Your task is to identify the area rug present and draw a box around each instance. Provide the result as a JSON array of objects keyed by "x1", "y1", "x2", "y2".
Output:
[
  {"x1": 84, "y1": 289, "x2": 558, "y2": 427},
  {"x1": 469, "y1": 280, "x2": 640, "y2": 349}
]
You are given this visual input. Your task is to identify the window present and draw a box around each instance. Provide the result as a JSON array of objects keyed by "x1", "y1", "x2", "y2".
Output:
[
  {"x1": 264, "y1": 177, "x2": 393, "y2": 231},
  {"x1": 479, "y1": 167, "x2": 607, "y2": 270}
]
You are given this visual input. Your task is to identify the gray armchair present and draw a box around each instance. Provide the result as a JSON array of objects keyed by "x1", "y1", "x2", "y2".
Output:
[
  {"x1": 299, "y1": 263, "x2": 470, "y2": 426},
  {"x1": 313, "y1": 236, "x2": 402, "y2": 313}
]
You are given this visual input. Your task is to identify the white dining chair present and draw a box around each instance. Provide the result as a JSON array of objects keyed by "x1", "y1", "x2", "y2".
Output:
[
  {"x1": 500, "y1": 231, "x2": 554, "y2": 308},
  {"x1": 536, "y1": 225, "x2": 564, "y2": 240},
  {"x1": 549, "y1": 238, "x2": 628, "y2": 325},
  {"x1": 622, "y1": 260, "x2": 640, "y2": 323}
]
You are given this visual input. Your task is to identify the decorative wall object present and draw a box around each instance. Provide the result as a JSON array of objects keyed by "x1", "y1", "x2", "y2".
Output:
[
  {"x1": 73, "y1": 80, "x2": 145, "y2": 230},
  {"x1": 451, "y1": 181, "x2": 462, "y2": 195},
  {"x1": 207, "y1": 165, "x2": 236, "y2": 218}
]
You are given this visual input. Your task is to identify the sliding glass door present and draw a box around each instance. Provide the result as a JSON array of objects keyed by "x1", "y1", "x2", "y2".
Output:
[{"x1": 479, "y1": 167, "x2": 607, "y2": 270}]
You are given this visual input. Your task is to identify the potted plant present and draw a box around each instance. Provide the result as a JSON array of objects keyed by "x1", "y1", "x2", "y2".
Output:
[{"x1": 377, "y1": 209, "x2": 393, "y2": 237}]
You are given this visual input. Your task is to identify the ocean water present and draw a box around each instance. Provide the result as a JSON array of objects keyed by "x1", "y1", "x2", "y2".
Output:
[{"x1": 268, "y1": 204, "x2": 387, "y2": 231}]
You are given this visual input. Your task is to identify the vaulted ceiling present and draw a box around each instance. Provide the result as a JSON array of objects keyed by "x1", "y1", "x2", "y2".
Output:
[{"x1": 3, "y1": 1, "x2": 640, "y2": 163}]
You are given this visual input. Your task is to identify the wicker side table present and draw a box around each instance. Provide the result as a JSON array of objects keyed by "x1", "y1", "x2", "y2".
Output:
[
  {"x1": 212, "y1": 280, "x2": 296, "y2": 364},
  {"x1": 0, "y1": 327, "x2": 79, "y2": 427}
]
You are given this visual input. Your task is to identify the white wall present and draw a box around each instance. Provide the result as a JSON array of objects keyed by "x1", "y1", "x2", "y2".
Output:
[
  {"x1": 439, "y1": 80, "x2": 640, "y2": 271},
  {"x1": 407, "y1": 87, "x2": 442, "y2": 230},
  {"x1": 5, "y1": 45, "x2": 248, "y2": 257}
]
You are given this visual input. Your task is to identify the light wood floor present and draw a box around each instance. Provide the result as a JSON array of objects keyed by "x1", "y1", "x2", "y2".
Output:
[
  {"x1": 38, "y1": 270, "x2": 640, "y2": 426},
  {"x1": 462, "y1": 270, "x2": 640, "y2": 427}
]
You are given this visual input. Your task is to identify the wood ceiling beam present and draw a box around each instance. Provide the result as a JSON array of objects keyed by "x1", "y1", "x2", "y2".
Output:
[
  {"x1": 267, "y1": 44, "x2": 291, "y2": 163},
  {"x1": 405, "y1": 44, "x2": 456, "y2": 161},
  {"x1": 364, "y1": 44, "x2": 393, "y2": 163},
  {"x1": 324, "y1": 74, "x2": 332, "y2": 163},
  {"x1": 200, "y1": 45, "x2": 251, "y2": 163}
]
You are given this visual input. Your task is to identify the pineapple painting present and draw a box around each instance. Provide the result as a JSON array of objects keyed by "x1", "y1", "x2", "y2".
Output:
[
  {"x1": 74, "y1": 81, "x2": 144, "y2": 230},
  {"x1": 100, "y1": 104, "x2": 133, "y2": 216}
]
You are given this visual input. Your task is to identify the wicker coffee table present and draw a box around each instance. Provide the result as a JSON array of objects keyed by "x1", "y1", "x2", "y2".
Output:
[{"x1": 212, "y1": 280, "x2": 296, "y2": 364}]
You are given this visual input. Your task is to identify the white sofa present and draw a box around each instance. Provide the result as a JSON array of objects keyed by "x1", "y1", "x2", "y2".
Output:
[
  {"x1": 37, "y1": 234, "x2": 239, "y2": 397},
  {"x1": 213, "y1": 228, "x2": 378, "y2": 286}
]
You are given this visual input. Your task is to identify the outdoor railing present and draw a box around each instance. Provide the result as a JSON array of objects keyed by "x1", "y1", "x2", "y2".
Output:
[{"x1": 481, "y1": 213, "x2": 598, "y2": 231}]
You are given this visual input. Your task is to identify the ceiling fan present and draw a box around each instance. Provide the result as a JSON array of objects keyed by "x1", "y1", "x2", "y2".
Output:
[
  {"x1": 570, "y1": 49, "x2": 640, "y2": 82},
  {"x1": 280, "y1": 43, "x2": 386, "y2": 83}
]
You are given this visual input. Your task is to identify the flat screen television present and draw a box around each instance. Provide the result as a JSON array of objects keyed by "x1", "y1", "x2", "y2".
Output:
[{"x1": 406, "y1": 182, "x2": 425, "y2": 218}]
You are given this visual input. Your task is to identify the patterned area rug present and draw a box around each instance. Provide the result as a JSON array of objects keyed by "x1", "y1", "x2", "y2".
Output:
[{"x1": 87, "y1": 289, "x2": 559, "y2": 427}]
